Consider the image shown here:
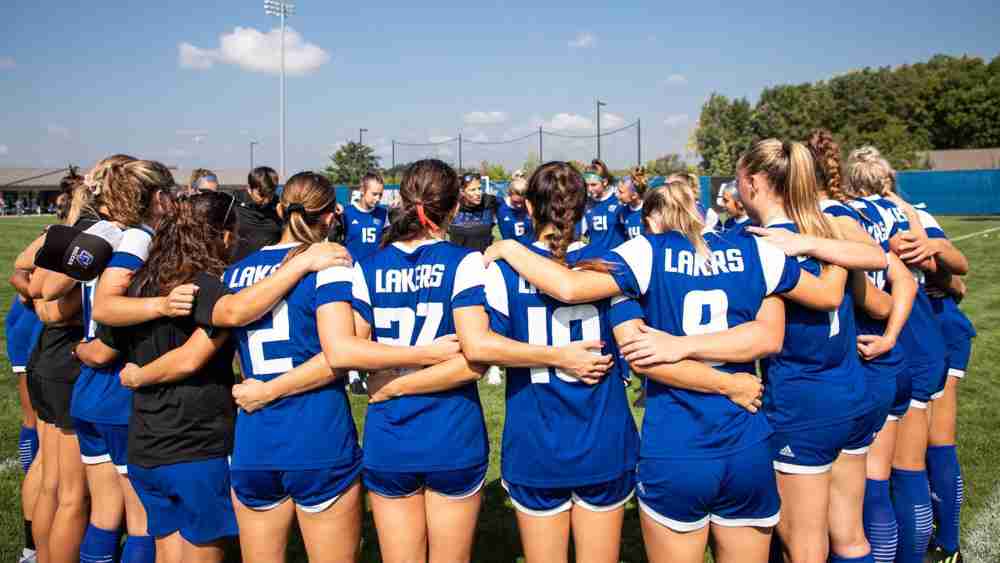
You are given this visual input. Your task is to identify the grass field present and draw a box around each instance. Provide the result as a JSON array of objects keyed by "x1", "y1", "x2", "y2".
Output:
[{"x1": 0, "y1": 215, "x2": 997, "y2": 562}]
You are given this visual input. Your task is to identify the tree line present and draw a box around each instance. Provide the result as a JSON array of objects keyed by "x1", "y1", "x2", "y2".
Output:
[{"x1": 694, "y1": 54, "x2": 1000, "y2": 175}]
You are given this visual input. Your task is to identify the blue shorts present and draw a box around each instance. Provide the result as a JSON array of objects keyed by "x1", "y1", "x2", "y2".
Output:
[
  {"x1": 637, "y1": 445, "x2": 779, "y2": 531},
  {"x1": 129, "y1": 457, "x2": 238, "y2": 544},
  {"x1": 364, "y1": 462, "x2": 488, "y2": 499},
  {"x1": 889, "y1": 368, "x2": 913, "y2": 420},
  {"x1": 943, "y1": 337, "x2": 973, "y2": 378},
  {"x1": 231, "y1": 456, "x2": 362, "y2": 513},
  {"x1": 502, "y1": 471, "x2": 635, "y2": 517},
  {"x1": 909, "y1": 357, "x2": 946, "y2": 406},
  {"x1": 74, "y1": 419, "x2": 129, "y2": 474},
  {"x1": 771, "y1": 414, "x2": 874, "y2": 474}
]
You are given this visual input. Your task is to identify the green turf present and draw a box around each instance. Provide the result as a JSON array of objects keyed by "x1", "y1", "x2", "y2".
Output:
[{"x1": 0, "y1": 215, "x2": 998, "y2": 562}]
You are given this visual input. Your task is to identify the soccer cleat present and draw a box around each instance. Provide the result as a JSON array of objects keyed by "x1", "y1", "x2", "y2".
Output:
[{"x1": 927, "y1": 546, "x2": 962, "y2": 563}]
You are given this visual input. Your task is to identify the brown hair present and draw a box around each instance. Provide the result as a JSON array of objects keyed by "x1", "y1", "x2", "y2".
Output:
[
  {"x1": 248, "y1": 166, "x2": 279, "y2": 201},
  {"x1": 629, "y1": 166, "x2": 649, "y2": 198},
  {"x1": 739, "y1": 138, "x2": 837, "y2": 240},
  {"x1": 56, "y1": 168, "x2": 84, "y2": 221},
  {"x1": 101, "y1": 160, "x2": 175, "y2": 227},
  {"x1": 133, "y1": 191, "x2": 238, "y2": 296},
  {"x1": 585, "y1": 159, "x2": 613, "y2": 185},
  {"x1": 644, "y1": 183, "x2": 710, "y2": 257},
  {"x1": 382, "y1": 159, "x2": 460, "y2": 246},
  {"x1": 807, "y1": 129, "x2": 848, "y2": 203},
  {"x1": 525, "y1": 162, "x2": 588, "y2": 264},
  {"x1": 278, "y1": 172, "x2": 337, "y2": 261},
  {"x1": 360, "y1": 171, "x2": 384, "y2": 191}
]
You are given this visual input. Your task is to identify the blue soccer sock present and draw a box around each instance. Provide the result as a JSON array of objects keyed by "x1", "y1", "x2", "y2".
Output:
[
  {"x1": 926, "y1": 444, "x2": 963, "y2": 552},
  {"x1": 18, "y1": 426, "x2": 38, "y2": 473},
  {"x1": 863, "y1": 478, "x2": 898, "y2": 563},
  {"x1": 80, "y1": 524, "x2": 121, "y2": 563},
  {"x1": 830, "y1": 553, "x2": 875, "y2": 562},
  {"x1": 121, "y1": 534, "x2": 156, "y2": 563},
  {"x1": 891, "y1": 468, "x2": 933, "y2": 563}
]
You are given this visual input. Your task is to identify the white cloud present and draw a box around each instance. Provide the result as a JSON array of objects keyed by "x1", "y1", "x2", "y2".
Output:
[
  {"x1": 0, "y1": 56, "x2": 15, "y2": 70},
  {"x1": 602, "y1": 112, "x2": 625, "y2": 129},
  {"x1": 568, "y1": 32, "x2": 596, "y2": 49},
  {"x1": 546, "y1": 113, "x2": 594, "y2": 132},
  {"x1": 179, "y1": 26, "x2": 330, "y2": 75},
  {"x1": 665, "y1": 74, "x2": 688, "y2": 85},
  {"x1": 428, "y1": 135, "x2": 454, "y2": 144},
  {"x1": 463, "y1": 111, "x2": 508, "y2": 125},
  {"x1": 47, "y1": 124, "x2": 70, "y2": 139},
  {"x1": 0, "y1": 144, "x2": 8, "y2": 156},
  {"x1": 663, "y1": 114, "x2": 690, "y2": 127},
  {"x1": 467, "y1": 132, "x2": 490, "y2": 143}
]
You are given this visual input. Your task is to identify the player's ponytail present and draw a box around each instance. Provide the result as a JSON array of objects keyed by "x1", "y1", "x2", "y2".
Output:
[
  {"x1": 382, "y1": 159, "x2": 460, "y2": 247},
  {"x1": 645, "y1": 182, "x2": 711, "y2": 258},
  {"x1": 807, "y1": 129, "x2": 848, "y2": 203},
  {"x1": 848, "y1": 146, "x2": 897, "y2": 197},
  {"x1": 278, "y1": 172, "x2": 337, "y2": 262},
  {"x1": 629, "y1": 166, "x2": 649, "y2": 198},
  {"x1": 739, "y1": 138, "x2": 837, "y2": 240},
  {"x1": 525, "y1": 162, "x2": 588, "y2": 264},
  {"x1": 98, "y1": 159, "x2": 173, "y2": 227}
]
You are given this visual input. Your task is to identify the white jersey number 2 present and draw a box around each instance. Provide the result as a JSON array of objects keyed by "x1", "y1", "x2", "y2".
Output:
[{"x1": 247, "y1": 300, "x2": 294, "y2": 375}]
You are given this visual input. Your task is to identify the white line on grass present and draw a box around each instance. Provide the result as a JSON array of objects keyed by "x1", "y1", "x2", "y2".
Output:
[
  {"x1": 953, "y1": 226, "x2": 1000, "y2": 242},
  {"x1": 964, "y1": 483, "x2": 1000, "y2": 562}
]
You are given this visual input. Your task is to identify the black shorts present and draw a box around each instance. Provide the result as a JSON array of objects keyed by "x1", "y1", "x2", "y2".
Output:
[{"x1": 28, "y1": 373, "x2": 76, "y2": 430}]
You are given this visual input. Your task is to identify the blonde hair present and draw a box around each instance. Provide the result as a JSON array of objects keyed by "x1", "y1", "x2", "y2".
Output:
[
  {"x1": 739, "y1": 138, "x2": 837, "y2": 239},
  {"x1": 279, "y1": 172, "x2": 337, "y2": 261},
  {"x1": 189, "y1": 168, "x2": 216, "y2": 190},
  {"x1": 848, "y1": 146, "x2": 896, "y2": 197},
  {"x1": 667, "y1": 172, "x2": 701, "y2": 201},
  {"x1": 101, "y1": 160, "x2": 175, "y2": 226},
  {"x1": 646, "y1": 182, "x2": 710, "y2": 257},
  {"x1": 508, "y1": 177, "x2": 528, "y2": 196}
]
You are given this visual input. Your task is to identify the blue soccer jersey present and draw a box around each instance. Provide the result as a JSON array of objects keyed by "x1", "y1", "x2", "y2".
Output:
[
  {"x1": 604, "y1": 231, "x2": 801, "y2": 458},
  {"x1": 868, "y1": 198, "x2": 946, "y2": 379},
  {"x1": 497, "y1": 197, "x2": 534, "y2": 243},
  {"x1": 915, "y1": 209, "x2": 976, "y2": 359},
  {"x1": 71, "y1": 221, "x2": 131, "y2": 426},
  {"x1": 622, "y1": 203, "x2": 645, "y2": 240},
  {"x1": 343, "y1": 204, "x2": 388, "y2": 262},
  {"x1": 757, "y1": 220, "x2": 868, "y2": 431},
  {"x1": 329, "y1": 239, "x2": 489, "y2": 473},
  {"x1": 106, "y1": 225, "x2": 153, "y2": 272},
  {"x1": 5, "y1": 297, "x2": 43, "y2": 373},
  {"x1": 583, "y1": 190, "x2": 627, "y2": 253},
  {"x1": 721, "y1": 215, "x2": 750, "y2": 234},
  {"x1": 485, "y1": 241, "x2": 639, "y2": 487},
  {"x1": 226, "y1": 243, "x2": 361, "y2": 471}
]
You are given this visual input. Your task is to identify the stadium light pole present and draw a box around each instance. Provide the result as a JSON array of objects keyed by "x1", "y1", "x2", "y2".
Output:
[
  {"x1": 265, "y1": 0, "x2": 295, "y2": 180},
  {"x1": 359, "y1": 128, "x2": 368, "y2": 145},
  {"x1": 249, "y1": 140, "x2": 258, "y2": 170},
  {"x1": 596, "y1": 99, "x2": 607, "y2": 160}
]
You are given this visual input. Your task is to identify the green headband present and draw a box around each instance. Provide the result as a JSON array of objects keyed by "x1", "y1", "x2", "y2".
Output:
[{"x1": 583, "y1": 172, "x2": 603, "y2": 183}]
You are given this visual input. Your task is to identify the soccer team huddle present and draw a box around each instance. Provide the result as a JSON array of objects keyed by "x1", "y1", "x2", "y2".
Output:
[{"x1": 6, "y1": 130, "x2": 975, "y2": 563}]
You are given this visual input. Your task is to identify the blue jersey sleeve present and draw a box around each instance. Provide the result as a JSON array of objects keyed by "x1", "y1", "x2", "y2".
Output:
[
  {"x1": 348, "y1": 263, "x2": 375, "y2": 326},
  {"x1": 604, "y1": 236, "x2": 653, "y2": 299},
  {"x1": 315, "y1": 265, "x2": 354, "y2": 307},
  {"x1": 452, "y1": 252, "x2": 487, "y2": 309},
  {"x1": 916, "y1": 209, "x2": 946, "y2": 239},
  {"x1": 107, "y1": 228, "x2": 152, "y2": 271},
  {"x1": 754, "y1": 237, "x2": 802, "y2": 295},
  {"x1": 608, "y1": 295, "x2": 643, "y2": 328},
  {"x1": 483, "y1": 263, "x2": 512, "y2": 336},
  {"x1": 822, "y1": 200, "x2": 861, "y2": 221}
]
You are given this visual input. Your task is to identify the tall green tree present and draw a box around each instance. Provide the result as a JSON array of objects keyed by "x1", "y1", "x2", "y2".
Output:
[
  {"x1": 479, "y1": 161, "x2": 510, "y2": 180},
  {"x1": 644, "y1": 153, "x2": 689, "y2": 176},
  {"x1": 324, "y1": 142, "x2": 381, "y2": 186}
]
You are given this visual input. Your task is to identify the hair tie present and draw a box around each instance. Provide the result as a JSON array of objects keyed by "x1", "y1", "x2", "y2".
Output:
[
  {"x1": 286, "y1": 203, "x2": 306, "y2": 216},
  {"x1": 415, "y1": 202, "x2": 433, "y2": 230}
]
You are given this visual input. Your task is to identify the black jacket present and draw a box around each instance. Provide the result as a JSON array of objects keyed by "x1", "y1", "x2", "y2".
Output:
[{"x1": 231, "y1": 190, "x2": 282, "y2": 263}]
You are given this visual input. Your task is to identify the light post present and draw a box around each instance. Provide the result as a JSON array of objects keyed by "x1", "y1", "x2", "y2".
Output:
[
  {"x1": 249, "y1": 140, "x2": 258, "y2": 170},
  {"x1": 265, "y1": 0, "x2": 295, "y2": 179},
  {"x1": 596, "y1": 99, "x2": 607, "y2": 160},
  {"x1": 359, "y1": 128, "x2": 368, "y2": 145}
]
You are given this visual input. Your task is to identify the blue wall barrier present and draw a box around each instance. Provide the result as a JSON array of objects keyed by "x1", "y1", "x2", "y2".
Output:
[{"x1": 335, "y1": 169, "x2": 1000, "y2": 215}]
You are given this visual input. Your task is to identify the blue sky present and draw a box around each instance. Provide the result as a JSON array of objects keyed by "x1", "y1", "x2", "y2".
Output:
[{"x1": 2, "y1": 1, "x2": 999, "y2": 173}]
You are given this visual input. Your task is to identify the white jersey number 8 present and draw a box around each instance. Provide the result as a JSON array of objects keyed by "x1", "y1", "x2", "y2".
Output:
[
  {"x1": 682, "y1": 290, "x2": 729, "y2": 367},
  {"x1": 528, "y1": 304, "x2": 600, "y2": 384}
]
